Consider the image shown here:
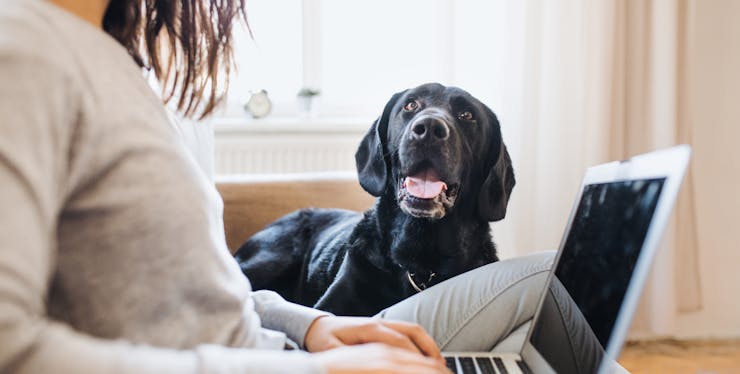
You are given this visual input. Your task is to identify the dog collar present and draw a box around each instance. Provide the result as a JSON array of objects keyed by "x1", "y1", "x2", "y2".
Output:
[{"x1": 406, "y1": 271, "x2": 436, "y2": 292}]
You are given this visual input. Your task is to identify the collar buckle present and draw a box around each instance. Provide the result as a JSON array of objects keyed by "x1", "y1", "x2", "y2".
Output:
[{"x1": 406, "y1": 271, "x2": 436, "y2": 292}]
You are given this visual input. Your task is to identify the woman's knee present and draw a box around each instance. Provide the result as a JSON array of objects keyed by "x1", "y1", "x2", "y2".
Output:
[
  {"x1": 376, "y1": 250, "x2": 556, "y2": 350},
  {"x1": 435, "y1": 251, "x2": 555, "y2": 350}
]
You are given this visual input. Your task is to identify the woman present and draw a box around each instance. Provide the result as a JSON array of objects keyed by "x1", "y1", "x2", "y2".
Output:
[{"x1": 0, "y1": 1, "x2": 554, "y2": 373}]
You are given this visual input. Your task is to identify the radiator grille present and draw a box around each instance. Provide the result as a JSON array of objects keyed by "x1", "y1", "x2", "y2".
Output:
[{"x1": 214, "y1": 133, "x2": 363, "y2": 174}]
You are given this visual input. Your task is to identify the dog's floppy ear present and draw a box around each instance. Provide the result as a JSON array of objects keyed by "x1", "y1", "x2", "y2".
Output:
[
  {"x1": 477, "y1": 114, "x2": 516, "y2": 222},
  {"x1": 355, "y1": 91, "x2": 406, "y2": 196}
]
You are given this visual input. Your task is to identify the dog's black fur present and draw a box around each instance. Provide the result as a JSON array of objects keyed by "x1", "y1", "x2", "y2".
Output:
[{"x1": 235, "y1": 83, "x2": 515, "y2": 316}]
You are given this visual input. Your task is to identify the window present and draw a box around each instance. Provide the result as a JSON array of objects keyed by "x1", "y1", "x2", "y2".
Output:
[
  {"x1": 222, "y1": 0, "x2": 509, "y2": 121},
  {"x1": 223, "y1": 0, "x2": 303, "y2": 118}
]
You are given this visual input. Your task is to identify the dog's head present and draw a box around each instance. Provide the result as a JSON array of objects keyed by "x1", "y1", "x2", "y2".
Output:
[{"x1": 355, "y1": 83, "x2": 515, "y2": 221}]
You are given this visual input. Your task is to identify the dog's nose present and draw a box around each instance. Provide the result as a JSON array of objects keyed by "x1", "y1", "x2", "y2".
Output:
[{"x1": 411, "y1": 117, "x2": 449, "y2": 141}]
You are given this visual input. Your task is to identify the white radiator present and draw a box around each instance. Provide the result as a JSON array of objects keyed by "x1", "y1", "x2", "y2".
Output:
[{"x1": 213, "y1": 119, "x2": 368, "y2": 174}]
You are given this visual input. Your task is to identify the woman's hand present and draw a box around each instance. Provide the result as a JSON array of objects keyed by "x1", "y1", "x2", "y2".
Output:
[
  {"x1": 313, "y1": 343, "x2": 451, "y2": 374},
  {"x1": 305, "y1": 316, "x2": 443, "y2": 361}
]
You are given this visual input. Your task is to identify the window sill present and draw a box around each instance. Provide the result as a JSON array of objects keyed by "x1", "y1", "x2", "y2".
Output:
[{"x1": 212, "y1": 116, "x2": 371, "y2": 135}]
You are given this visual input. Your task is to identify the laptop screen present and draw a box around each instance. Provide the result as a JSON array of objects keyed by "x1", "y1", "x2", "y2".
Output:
[{"x1": 528, "y1": 178, "x2": 666, "y2": 373}]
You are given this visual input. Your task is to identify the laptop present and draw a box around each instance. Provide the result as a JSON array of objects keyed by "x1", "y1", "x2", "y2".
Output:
[{"x1": 443, "y1": 145, "x2": 691, "y2": 374}]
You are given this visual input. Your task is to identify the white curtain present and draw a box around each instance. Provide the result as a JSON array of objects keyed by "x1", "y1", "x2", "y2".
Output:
[{"x1": 482, "y1": 0, "x2": 703, "y2": 338}]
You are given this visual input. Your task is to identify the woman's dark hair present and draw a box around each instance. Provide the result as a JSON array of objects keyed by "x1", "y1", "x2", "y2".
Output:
[{"x1": 103, "y1": 0, "x2": 248, "y2": 119}]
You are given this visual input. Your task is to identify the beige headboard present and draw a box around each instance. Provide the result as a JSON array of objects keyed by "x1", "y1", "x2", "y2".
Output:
[{"x1": 216, "y1": 173, "x2": 375, "y2": 253}]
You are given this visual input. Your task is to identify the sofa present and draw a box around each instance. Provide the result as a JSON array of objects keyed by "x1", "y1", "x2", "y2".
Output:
[{"x1": 216, "y1": 172, "x2": 375, "y2": 254}]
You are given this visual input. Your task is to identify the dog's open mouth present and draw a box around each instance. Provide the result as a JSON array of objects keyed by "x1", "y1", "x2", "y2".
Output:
[{"x1": 398, "y1": 167, "x2": 459, "y2": 219}]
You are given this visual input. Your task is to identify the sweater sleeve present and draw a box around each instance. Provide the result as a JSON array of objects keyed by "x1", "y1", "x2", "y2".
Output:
[
  {"x1": 0, "y1": 38, "x2": 325, "y2": 374},
  {"x1": 252, "y1": 290, "x2": 333, "y2": 349}
]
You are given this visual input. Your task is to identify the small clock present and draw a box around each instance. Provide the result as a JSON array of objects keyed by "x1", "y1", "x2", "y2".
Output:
[{"x1": 244, "y1": 89, "x2": 272, "y2": 119}]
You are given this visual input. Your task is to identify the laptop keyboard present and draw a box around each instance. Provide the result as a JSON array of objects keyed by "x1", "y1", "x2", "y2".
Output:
[
  {"x1": 459, "y1": 357, "x2": 477, "y2": 373},
  {"x1": 475, "y1": 357, "x2": 496, "y2": 374},
  {"x1": 492, "y1": 357, "x2": 508, "y2": 373},
  {"x1": 445, "y1": 355, "x2": 528, "y2": 374},
  {"x1": 445, "y1": 357, "x2": 457, "y2": 371},
  {"x1": 516, "y1": 360, "x2": 533, "y2": 374}
]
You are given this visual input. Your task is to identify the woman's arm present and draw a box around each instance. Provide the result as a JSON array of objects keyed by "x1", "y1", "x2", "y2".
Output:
[{"x1": 251, "y1": 290, "x2": 332, "y2": 348}]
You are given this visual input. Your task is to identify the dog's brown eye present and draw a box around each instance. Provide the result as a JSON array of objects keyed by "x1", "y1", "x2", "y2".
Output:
[
  {"x1": 458, "y1": 111, "x2": 474, "y2": 121},
  {"x1": 403, "y1": 100, "x2": 419, "y2": 112}
]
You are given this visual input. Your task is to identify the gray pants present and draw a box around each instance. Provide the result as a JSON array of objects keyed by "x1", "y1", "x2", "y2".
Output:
[
  {"x1": 376, "y1": 251, "x2": 629, "y2": 373},
  {"x1": 376, "y1": 251, "x2": 554, "y2": 352}
]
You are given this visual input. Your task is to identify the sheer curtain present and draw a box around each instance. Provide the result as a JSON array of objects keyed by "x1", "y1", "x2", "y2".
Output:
[{"x1": 485, "y1": 0, "x2": 701, "y2": 338}]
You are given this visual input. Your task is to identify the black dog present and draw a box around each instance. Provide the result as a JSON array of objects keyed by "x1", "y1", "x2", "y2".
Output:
[{"x1": 235, "y1": 83, "x2": 515, "y2": 316}]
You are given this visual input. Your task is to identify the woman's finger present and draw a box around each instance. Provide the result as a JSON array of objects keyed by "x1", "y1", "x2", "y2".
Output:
[
  {"x1": 383, "y1": 345, "x2": 450, "y2": 373},
  {"x1": 331, "y1": 322, "x2": 421, "y2": 354},
  {"x1": 380, "y1": 320, "x2": 443, "y2": 360},
  {"x1": 353, "y1": 324, "x2": 423, "y2": 355},
  {"x1": 323, "y1": 336, "x2": 344, "y2": 351},
  {"x1": 314, "y1": 343, "x2": 451, "y2": 374}
]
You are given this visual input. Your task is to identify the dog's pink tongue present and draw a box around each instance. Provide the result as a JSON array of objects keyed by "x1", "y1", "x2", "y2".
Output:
[{"x1": 404, "y1": 169, "x2": 447, "y2": 199}]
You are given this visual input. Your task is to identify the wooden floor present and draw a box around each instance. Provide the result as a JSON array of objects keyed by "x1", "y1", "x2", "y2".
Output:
[{"x1": 618, "y1": 339, "x2": 740, "y2": 374}]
